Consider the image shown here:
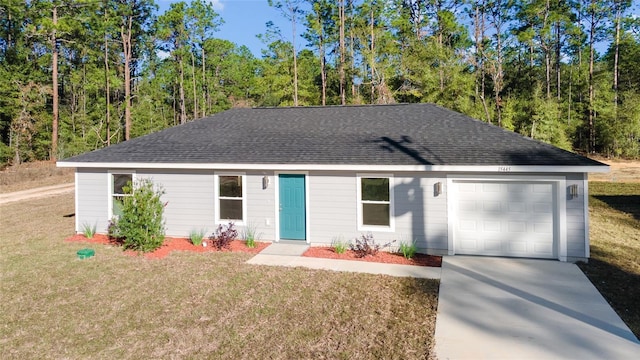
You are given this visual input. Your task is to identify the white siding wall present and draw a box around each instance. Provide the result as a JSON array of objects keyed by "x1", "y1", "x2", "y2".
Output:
[
  {"x1": 566, "y1": 173, "x2": 586, "y2": 258},
  {"x1": 245, "y1": 171, "x2": 276, "y2": 241},
  {"x1": 394, "y1": 173, "x2": 448, "y2": 252},
  {"x1": 73, "y1": 168, "x2": 588, "y2": 259},
  {"x1": 137, "y1": 170, "x2": 214, "y2": 237},
  {"x1": 307, "y1": 171, "x2": 448, "y2": 254},
  {"x1": 308, "y1": 171, "x2": 358, "y2": 243},
  {"x1": 76, "y1": 168, "x2": 109, "y2": 233}
]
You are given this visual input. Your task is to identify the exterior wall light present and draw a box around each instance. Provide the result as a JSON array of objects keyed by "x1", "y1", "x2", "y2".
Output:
[
  {"x1": 568, "y1": 184, "x2": 578, "y2": 199},
  {"x1": 262, "y1": 175, "x2": 270, "y2": 190},
  {"x1": 434, "y1": 182, "x2": 443, "y2": 196}
]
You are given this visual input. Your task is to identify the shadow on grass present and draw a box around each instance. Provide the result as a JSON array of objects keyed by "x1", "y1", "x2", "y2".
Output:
[
  {"x1": 593, "y1": 195, "x2": 640, "y2": 221},
  {"x1": 578, "y1": 257, "x2": 640, "y2": 339}
]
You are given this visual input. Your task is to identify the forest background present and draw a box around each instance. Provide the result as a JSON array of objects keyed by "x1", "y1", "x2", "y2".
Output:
[{"x1": 1, "y1": 0, "x2": 639, "y2": 166}]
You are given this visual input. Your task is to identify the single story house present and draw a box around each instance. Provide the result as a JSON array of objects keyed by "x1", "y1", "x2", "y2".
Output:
[{"x1": 57, "y1": 103, "x2": 608, "y2": 262}]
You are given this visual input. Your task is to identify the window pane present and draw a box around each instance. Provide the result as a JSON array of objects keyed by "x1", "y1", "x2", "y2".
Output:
[
  {"x1": 113, "y1": 196, "x2": 125, "y2": 217},
  {"x1": 113, "y1": 174, "x2": 132, "y2": 195},
  {"x1": 361, "y1": 178, "x2": 389, "y2": 201},
  {"x1": 220, "y1": 176, "x2": 242, "y2": 198},
  {"x1": 220, "y1": 199, "x2": 243, "y2": 220},
  {"x1": 363, "y1": 203, "x2": 390, "y2": 226}
]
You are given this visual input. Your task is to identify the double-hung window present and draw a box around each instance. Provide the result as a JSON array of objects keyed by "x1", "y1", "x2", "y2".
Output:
[
  {"x1": 111, "y1": 172, "x2": 133, "y2": 218},
  {"x1": 358, "y1": 175, "x2": 394, "y2": 230},
  {"x1": 216, "y1": 174, "x2": 246, "y2": 223}
]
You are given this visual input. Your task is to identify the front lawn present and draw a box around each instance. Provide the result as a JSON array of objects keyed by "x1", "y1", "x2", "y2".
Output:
[
  {"x1": 0, "y1": 194, "x2": 438, "y2": 359},
  {"x1": 579, "y1": 182, "x2": 640, "y2": 338}
]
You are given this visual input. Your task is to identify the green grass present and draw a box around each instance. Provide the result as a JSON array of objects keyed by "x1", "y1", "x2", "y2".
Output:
[
  {"x1": 0, "y1": 194, "x2": 439, "y2": 359},
  {"x1": 579, "y1": 182, "x2": 640, "y2": 338}
]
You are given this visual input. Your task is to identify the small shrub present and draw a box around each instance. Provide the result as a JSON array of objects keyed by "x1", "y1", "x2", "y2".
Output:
[
  {"x1": 110, "y1": 179, "x2": 166, "y2": 253},
  {"x1": 209, "y1": 222, "x2": 238, "y2": 250},
  {"x1": 331, "y1": 236, "x2": 348, "y2": 254},
  {"x1": 107, "y1": 218, "x2": 122, "y2": 242},
  {"x1": 81, "y1": 222, "x2": 97, "y2": 239},
  {"x1": 399, "y1": 241, "x2": 418, "y2": 259},
  {"x1": 349, "y1": 233, "x2": 395, "y2": 258},
  {"x1": 241, "y1": 222, "x2": 260, "y2": 248},
  {"x1": 189, "y1": 228, "x2": 206, "y2": 246}
]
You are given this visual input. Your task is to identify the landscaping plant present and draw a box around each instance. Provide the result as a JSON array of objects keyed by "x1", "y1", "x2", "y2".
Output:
[
  {"x1": 349, "y1": 233, "x2": 395, "y2": 258},
  {"x1": 81, "y1": 222, "x2": 97, "y2": 239},
  {"x1": 110, "y1": 179, "x2": 166, "y2": 252},
  {"x1": 331, "y1": 236, "x2": 348, "y2": 254},
  {"x1": 189, "y1": 228, "x2": 206, "y2": 246},
  {"x1": 399, "y1": 240, "x2": 418, "y2": 259},
  {"x1": 241, "y1": 222, "x2": 259, "y2": 248},
  {"x1": 209, "y1": 222, "x2": 238, "y2": 250}
]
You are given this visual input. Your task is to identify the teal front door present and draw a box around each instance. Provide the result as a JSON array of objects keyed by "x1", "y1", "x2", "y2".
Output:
[{"x1": 279, "y1": 174, "x2": 306, "y2": 240}]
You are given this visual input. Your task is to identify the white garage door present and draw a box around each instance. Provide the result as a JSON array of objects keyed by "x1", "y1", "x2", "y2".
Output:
[{"x1": 454, "y1": 181, "x2": 556, "y2": 258}]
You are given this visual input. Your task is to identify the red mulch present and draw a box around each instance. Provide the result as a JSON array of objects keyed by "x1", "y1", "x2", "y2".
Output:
[
  {"x1": 303, "y1": 247, "x2": 442, "y2": 267},
  {"x1": 65, "y1": 234, "x2": 270, "y2": 259}
]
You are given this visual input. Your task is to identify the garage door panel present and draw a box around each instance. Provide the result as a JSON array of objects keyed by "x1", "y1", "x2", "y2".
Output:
[
  {"x1": 508, "y1": 201, "x2": 527, "y2": 212},
  {"x1": 483, "y1": 220, "x2": 501, "y2": 232},
  {"x1": 534, "y1": 202, "x2": 553, "y2": 213},
  {"x1": 482, "y1": 183, "x2": 501, "y2": 192},
  {"x1": 482, "y1": 201, "x2": 501, "y2": 212},
  {"x1": 455, "y1": 181, "x2": 556, "y2": 259},
  {"x1": 508, "y1": 221, "x2": 527, "y2": 232},
  {"x1": 459, "y1": 220, "x2": 477, "y2": 231}
]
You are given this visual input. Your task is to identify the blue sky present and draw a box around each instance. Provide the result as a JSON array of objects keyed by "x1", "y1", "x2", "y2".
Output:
[{"x1": 156, "y1": 0, "x2": 308, "y2": 57}]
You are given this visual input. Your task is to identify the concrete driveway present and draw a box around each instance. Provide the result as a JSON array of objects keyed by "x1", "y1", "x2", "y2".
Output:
[{"x1": 434, "y1": 256, "x2": 640, "y2": 359}]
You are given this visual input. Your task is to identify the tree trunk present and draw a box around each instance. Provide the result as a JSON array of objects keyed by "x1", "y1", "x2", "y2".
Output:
[
  {"x1": 613, "y1": 4, "x2": 620, "y2": 114},
  {"x1": 104, "y1": 7, "x2": 111, "y2": 147},
  {"x1": 543, "y1": 0, "x2": 551, "y2": 99},
  {"x1": 319, "y1": 21, "x2": 326, "y2": 106},
  {"x1": 370, "y1": 7, "x2": 375, "y2": 103},
  {"x1": 202, "y1": 46, "x2": 206, "y2": 117},
  {"x1": 191, "y1": 51, "x2": 197, "y2": 118},
  {"x1": 588, "y1": 1, "x2": 596, "y2": 153},
  {"x1": 291, "y1": 4, "x2": 298, "y2": 106},
  {"x1": 51, "y1": 5, "x2": 59, "y2": 160},
  {"x1": 121, "y1": 15, "x2": 133, "y2": 141},
  {"x1": 556, "y1": 20, "x2": 561, "y2": 101},
  {"x1": 338, "y1": 0, "x2": 346, "y2": 105},
  {"x1": 179, "y1": 55, "x2": 187, "y2": 124}
]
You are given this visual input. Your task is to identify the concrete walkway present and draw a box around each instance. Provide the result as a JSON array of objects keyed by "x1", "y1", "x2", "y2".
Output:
[
  {"x1": 434, "y1": 256, "x2": 640, "y2": 359},
  {"x1": 247, "y1": 242, "x2": 441, "y2": 279}
]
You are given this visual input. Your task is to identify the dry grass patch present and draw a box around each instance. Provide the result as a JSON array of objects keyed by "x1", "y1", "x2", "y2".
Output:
[
  {"x1": 0, "y1": 161, "x2": 73, "y2": 193},
  {"x1": 0, "y1": 194, "x2": 439, "y2": 359},
  {"x1": 579, "y1": 182, "x2": 640, "y2": 338}
]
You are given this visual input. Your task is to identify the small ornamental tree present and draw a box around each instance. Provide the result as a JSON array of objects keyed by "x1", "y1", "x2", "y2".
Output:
[{"x1": 112, "y1": 178, "x2": 166, "y2": 252}]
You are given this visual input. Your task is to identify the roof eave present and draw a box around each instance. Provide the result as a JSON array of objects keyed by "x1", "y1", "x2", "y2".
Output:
[{"x1": 56, "y1": 161, "x2": 610, "y2": 173}]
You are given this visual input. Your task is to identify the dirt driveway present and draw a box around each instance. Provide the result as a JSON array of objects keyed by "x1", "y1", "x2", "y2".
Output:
[
  {"x1": 0, "y1": 183, "x2": 74, "y2": 205},
  {"x1": 589, "y1": 159, "x2": 640, "y2": 182}
]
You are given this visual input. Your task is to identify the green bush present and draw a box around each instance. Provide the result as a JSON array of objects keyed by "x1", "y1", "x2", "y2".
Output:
[{"x1": 111, "y1": 179, "x2": 166, "y2": 252}]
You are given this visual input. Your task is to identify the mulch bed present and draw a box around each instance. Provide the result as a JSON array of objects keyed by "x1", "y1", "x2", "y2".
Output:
[
  {"x1": 65, "y1": 234, "x2": 270, "y2": 259},
  {"x1": 303, "y1": 246, "x2": 442, "y2": 267}
]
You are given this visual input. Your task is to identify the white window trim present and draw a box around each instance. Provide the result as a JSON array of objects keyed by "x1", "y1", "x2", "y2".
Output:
[
  {"x1": 107, "y1": 170, "x2": 136, "y2": 220},
  {"x1": 214, "y1": 172, "x2": 247, "y2": 225},
  {"x1": 356, "y1": 173, "x2": 395, "y2": 232}
]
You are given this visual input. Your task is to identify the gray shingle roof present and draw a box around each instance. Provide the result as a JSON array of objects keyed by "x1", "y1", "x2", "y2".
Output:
[{"x1": 60, "y1": 103, "x2": 604, "y2": 167}]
